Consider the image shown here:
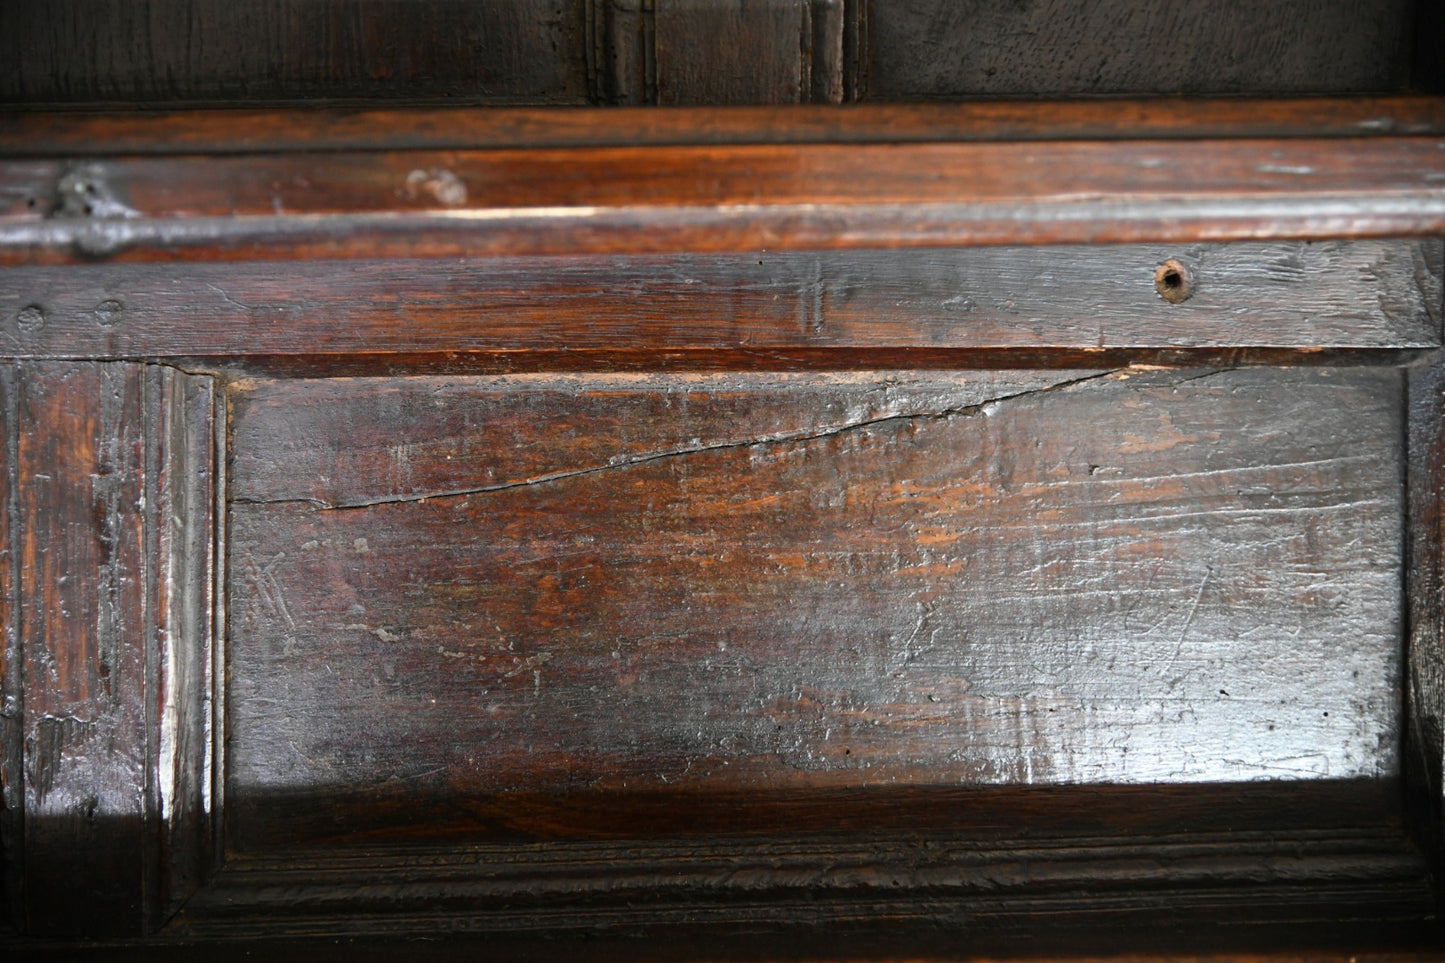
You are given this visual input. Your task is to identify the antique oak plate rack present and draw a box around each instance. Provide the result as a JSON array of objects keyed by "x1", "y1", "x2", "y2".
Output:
[{"x1": 2, "y1": 96, "x2": 1445, "y2": 956}]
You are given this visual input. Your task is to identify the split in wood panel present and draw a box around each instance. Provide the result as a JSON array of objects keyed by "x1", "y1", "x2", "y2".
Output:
[{"x1": 225, "y1": 366, "x2": 1404, "y2": 849}]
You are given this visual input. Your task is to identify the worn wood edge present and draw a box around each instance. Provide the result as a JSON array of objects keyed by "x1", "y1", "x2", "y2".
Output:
[
  {"x1": 3, "y1": 362, "x2": 219, "y2": 937},
  {"x1": 145, "y1": 368, "x2": 220, "y2": 928},
  {"x1": 3, "y1": 197, "x2": 1443, "y2": 267},
  {"x1": 1406, "y1": 297, "x2": 1445, "y2": 895},
  {"x1": 209, "y1": 374, "x2": 226, "y2": 890},
  {"x1": 3, "y1": 138, "x2": 1445, "y2": 264},
  {"x1": 3, "y1": 98, "x2": 1444, "y2": 156},
  {"x1": 0, "y1": 364, "x2": 20, "y2": 933},
  {"x1": 1404, "y1": 243, "x2": 1445, "y2": 884},
  {"x1": 186, "y1": 348, "x2": 1437, "y2": 378},
  {"x1": 15, "y1": 362, "x2": 151, "y2": 935}
]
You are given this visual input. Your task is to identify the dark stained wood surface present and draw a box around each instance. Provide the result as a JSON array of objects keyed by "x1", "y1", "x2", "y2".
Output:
[
  {"x1": 13, "y1": 362, "x2": 152, "y2": 935},
  {"x1": 0, "y1": 1, "x2": 589, "y2": 108},
  {"x1": 3, "y1": 135, "x2": 1445, "y2": 265},
  {"x1": 590, "y1": 0, "x2": 859, "y2": 105},
  {"x1": 226, "y1": 366, "x2": 1404, "y2": 850},
  {"x1": 3, "y1": 362, "x2": 219, "y2": 937},
  {"x1": 1, "y1": 241, "x2": 1436, "y2": 364},
  {"x1": 0, "y1": 0, "x2": 1423, "y2": 109},
  {"x1": 1406, "y1": 355, "x2": 1445, "y2": 869},
  {"x1": 866, "y1": 0, "x2": 1413, "y2": 98},
  {"x1": 7, "y1": 99, "x2": 1445, "y2": 156},
  {"x1": 3, "y1": 94, "x2": 1443, "y2": 953},
  {"x1": 170, "y1": 782, "x2": 1431, "y2": 944},
  {"x1": 0, "y1": 366, "x2": 18, "y2": 930}
]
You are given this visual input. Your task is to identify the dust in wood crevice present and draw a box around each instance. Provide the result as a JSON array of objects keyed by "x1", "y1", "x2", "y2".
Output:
[{"x1": 230, "y1": 367, "x2": 1125, "y2": 511}]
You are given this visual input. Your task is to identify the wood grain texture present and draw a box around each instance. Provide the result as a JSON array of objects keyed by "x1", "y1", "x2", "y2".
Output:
[
  {"x1": 7, "y1": 99, "x2": 1445, "y2": 156},
  {"x1": 0, "y1": 365, "x2": 18, "y2": 931},
  {"x1": 227, "y1": 367, "x2": 1404, "y2": 852},
  {"x1": 0, "y1": 0, "x2": 587, "y2": 107},
  {"x1": 0, "y1": 0, "x2": 1419, "y2": 108},
  {"x1": 5, "y1": 362, "x2": 218, "y2": 936},
  {"x1": 3, "y1": 135, "x2": 1445, "y2": 265},
  {"x1": 589, "y1": 0, "x2": 852, "y2": 105},
  {"x1": 15, "y1": 362, "x2": 151, "y2": 935},
  {"x1": 168, "y1": 788, "x2": 1431, "y2": 944},
  {"x1": 649, "y1": 0, "x2": 846, "y2": 105},
  {"x1": 146, "y1": 367, "x2": 221, "y2": 925},
  {"x1": 1406, "y1": 348, "x2": 1445, "y2": 874},
  {"x1": 0, "y1": 241, "x2": 1436, "y2": 364},
  {"x1": 866, "y1": 0, "x2": 1412, "y2": 98}
]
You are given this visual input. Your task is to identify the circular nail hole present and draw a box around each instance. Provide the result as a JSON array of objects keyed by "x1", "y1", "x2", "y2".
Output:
[
  {"x1": 94, "y1": 299, "x2": 123, "y2": 327},
  {"x1": 1154, "y1": 259, "x2": 1192, "y2": 304},
  {"x1": 15, "y1": 304, "x2": 45, "y2": 333}
]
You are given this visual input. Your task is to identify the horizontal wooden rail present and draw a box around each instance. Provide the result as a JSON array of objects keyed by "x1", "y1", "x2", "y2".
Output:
[
  {"x1": 4, "y1": 98, "x2": 1445, "y2": 155},
  {"x1": 1, "y1": 100, "x2": 1444, "y2": 264}
]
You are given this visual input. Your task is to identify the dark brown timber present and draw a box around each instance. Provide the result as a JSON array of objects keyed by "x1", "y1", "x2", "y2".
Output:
[
  {"x1": 4, "y1": 95, "x2": 1445, "y2": 955},
  {"x1": 4, "y1": 99, "x2": 1444, "y2": 156},
  {"x1": 0, "y1": 241, "x2": 1436, "y2": 363},
  {"x1": 2, "y1": 133, "x2": 1445, "y2": 264},
  {"x1": 6, "y1": 362, "x2": 218, "y2": 937},
  {"x1": 227, "y1": 367, "x2": 1404, "y2": 844}
]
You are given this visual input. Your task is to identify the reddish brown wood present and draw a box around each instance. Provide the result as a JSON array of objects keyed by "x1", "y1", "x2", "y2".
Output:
[
  {"x1": 2, "y1": 134, "x2": 1444, "y2": 264},
  {"x1": 0, "y1": 242, "x2": 1435, "y2": 363},
  {"x1": 15, "y1": 363, "x2": 152, "y2": 935},
  {"x1": 6, "y1": 362, "x2": 218, "y2": 937},
  {"x1": 227, "y1": 367, "x2": 1404, "y2": 850},
  {"x1": 5, "y1": 99, "x2": 1444, "y2": 156},
  {"x1": 2, "y1": 96, "x2": 1444, "y2": 955},
  {"x1": 0, "y1": 365, "x2": 19, "y2": 930}
]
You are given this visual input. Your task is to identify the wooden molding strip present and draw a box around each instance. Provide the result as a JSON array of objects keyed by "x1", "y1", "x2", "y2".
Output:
[
  {"x1": 1, "y1": 132, "x2": 1444, "y2": 265},
  {"x1": 4, "y1": 98, "x2": 1444, "y2": 155},
  {"x1": 4, "y1": 362, "x2": 220, "y2": 936}
]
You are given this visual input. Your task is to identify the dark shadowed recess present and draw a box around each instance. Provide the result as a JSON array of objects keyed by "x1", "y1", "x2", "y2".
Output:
[{"x1": 0, "y1": 0, "x2": 1437, "y2": 108}]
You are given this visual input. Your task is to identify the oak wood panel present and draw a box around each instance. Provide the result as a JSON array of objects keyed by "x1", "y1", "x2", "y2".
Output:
[
  {"x1": 651, "y1": 0, "x2": 837, "y2": 106},
  {"x1": 14, "y1": 363, "x2": 152, "y2": 934},
  {"x1": 5, "y1": 136, "x2": 1444, "y2": 266},
  {"x1": 7, "y1": 99, "x2": 1445, "y2": 157},
  {"x1": 588, "y1": 0, "x2": 856, "y2": 106},
  {"x1": 866, "y1": 0, "x2": 1412, "y2": 98},
  {"x1": 3, "y1": 362, "x2": 219, "y2": 937},
  {"x1": 0, "y1": 366, "x2": 17, "y2": 929},
  {"x1": 0, "y1": 0, "x2": 588, "y2": 108},
  {"x1": 0, "y1": 0, "x2": 1422, "y2": 109},
  {"x1": 227, "y1": 366, "x2": 1404, "y2": 851},
  {"x1": 0, "y1": 241, "x2": 1436, "y2": 364}
]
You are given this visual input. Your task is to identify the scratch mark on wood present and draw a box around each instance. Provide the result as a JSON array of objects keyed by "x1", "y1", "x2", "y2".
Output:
[{"x1": 1165, "y1": 565, "x2": 1212, "y2": 688}]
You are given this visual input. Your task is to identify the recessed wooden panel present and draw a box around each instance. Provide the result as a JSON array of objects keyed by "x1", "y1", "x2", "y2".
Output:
[
  {"x1": 867, "y1": 0, "x2": 1412, "y2": 98},
  {"x1": 226, "y1": 366, "x2": 1403, "y2": 850},
  {"x1": 0, "y1": 0, "x2": 587, "y2": 107}
]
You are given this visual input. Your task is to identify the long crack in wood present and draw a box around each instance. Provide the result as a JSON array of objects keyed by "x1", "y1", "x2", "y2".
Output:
[{"x1": 234, "y1": 368, "x2": 1139, "y2": 511}]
